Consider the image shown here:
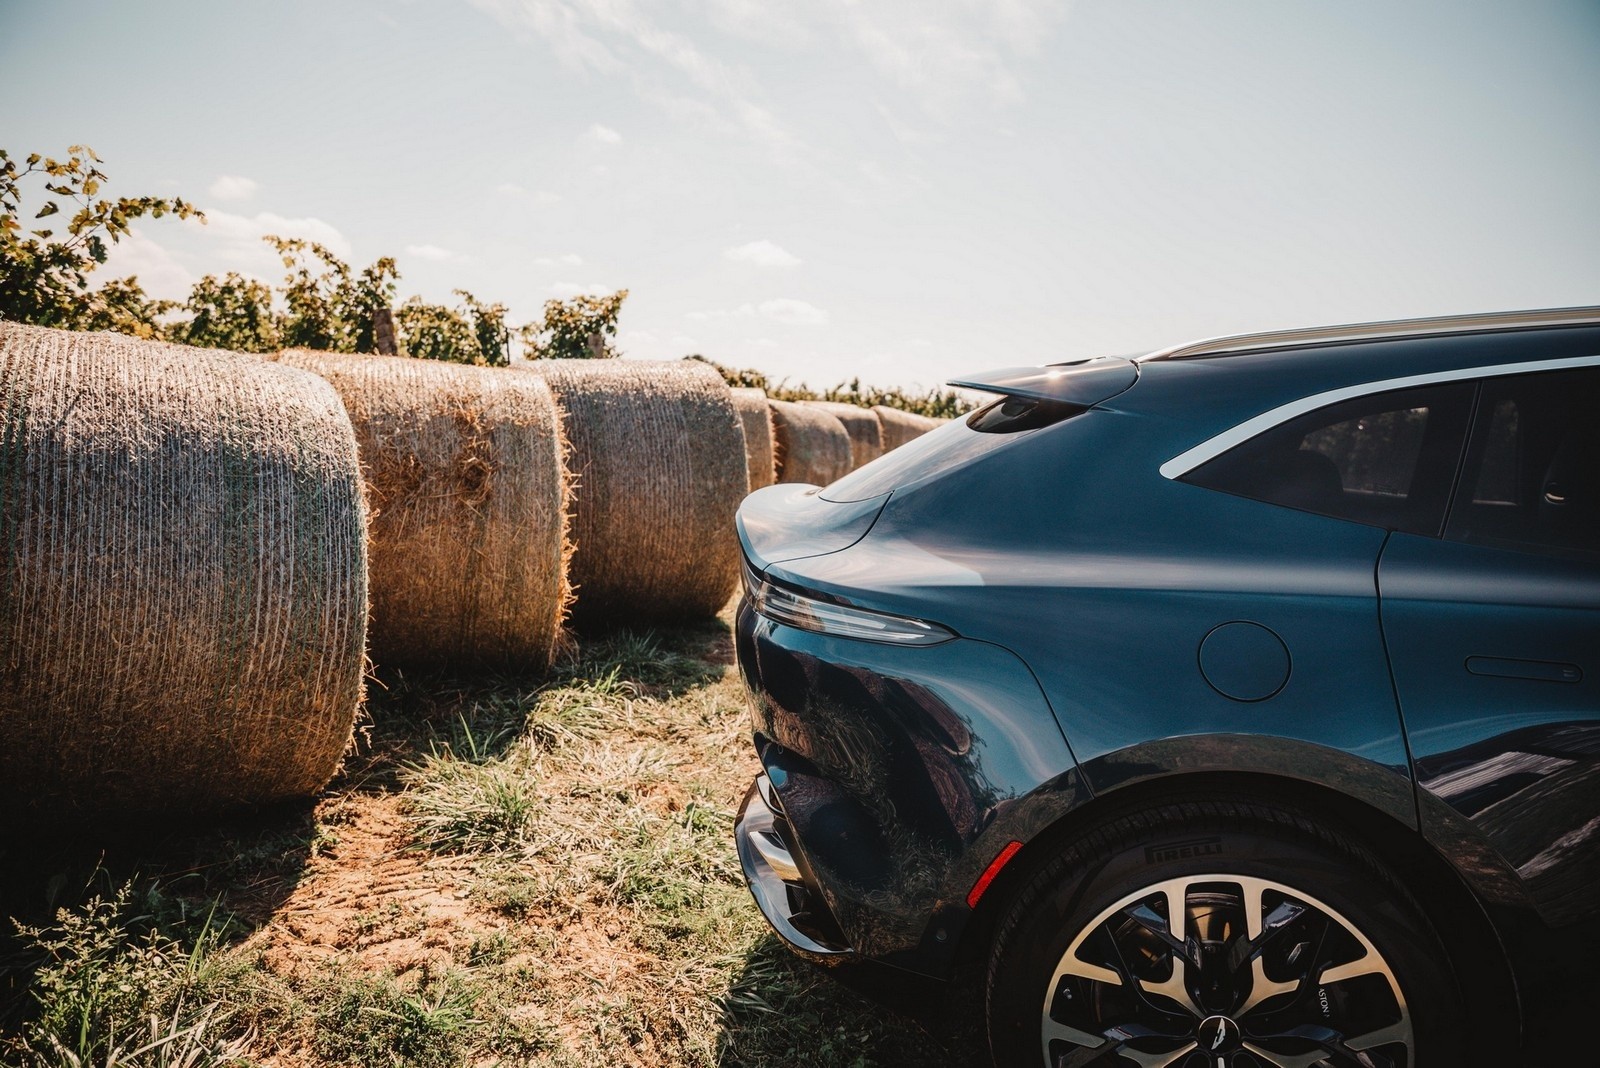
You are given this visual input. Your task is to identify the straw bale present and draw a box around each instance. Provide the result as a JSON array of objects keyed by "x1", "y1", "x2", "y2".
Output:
[
  {"x1": 0, "y1": 324, "x2": 368, "y2": 822},
  {"x1": 803, "y1": 400, "x2": 884, "y2": 469},
  {"x1": 730, "y1": 387, "x2": 776, "y2": 491},
  {"x1": 278, "y1": 350, "x2": 571, "y2": 669},
  {"x1": 873, "y1": 405, "x2": 946, "y2": 451},
  {"x1": 769, "y1": 399, "x2": 853, "y2": 487},
  {"x1": 519, "y1": 359, "x2": 745, "y2": 627}
]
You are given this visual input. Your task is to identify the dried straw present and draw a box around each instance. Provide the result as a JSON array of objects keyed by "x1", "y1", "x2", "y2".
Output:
[
  {"x1": 0, "y1": 324, "x2": 367, "y2": 822},
  {"x1": 769, "y1": 399, "x2": 853, "y2": 487},
  {"x1": 873, "y1": 405, "x2": 945, "y2": 451},
  {"x1": 519, "y1": 358, "x2": 745, "y2": 627},
  {"x1": 804, "y1": 400, "x2": 884, "y2": 469},
  {"x1": 278, "y1": 350, "x2": 571, "y2": 669},
  {"x1": 730, "y1": 387, "x2": 776, "y2": 491}
]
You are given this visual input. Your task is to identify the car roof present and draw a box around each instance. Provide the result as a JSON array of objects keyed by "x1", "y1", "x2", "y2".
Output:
[{"x1": 1135, "y1": 306, "x2": 1600, "y2": 363}]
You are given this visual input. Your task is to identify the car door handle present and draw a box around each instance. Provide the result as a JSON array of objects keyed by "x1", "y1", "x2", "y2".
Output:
[{"x1": 1465, "y1": 656, "x2": 1583, "y2": 683}]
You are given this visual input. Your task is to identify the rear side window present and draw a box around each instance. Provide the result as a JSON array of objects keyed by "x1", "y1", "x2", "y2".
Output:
[
  {"x1": 1446, "y1": 367, "x2": 1600, "y2": 558},
  {"x1": 1183, "y1": 383, "x2": 1474, "y2": 534}
]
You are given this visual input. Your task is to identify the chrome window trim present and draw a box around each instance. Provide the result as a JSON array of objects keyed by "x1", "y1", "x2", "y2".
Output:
[{"x1": 1159, "y1": 354, "x2": 1600, "y2": 481}]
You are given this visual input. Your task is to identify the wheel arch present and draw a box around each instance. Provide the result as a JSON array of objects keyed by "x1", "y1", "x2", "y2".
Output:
[{"x1": 955, "y1": 769, "x2": 1523, "y2": 1063}]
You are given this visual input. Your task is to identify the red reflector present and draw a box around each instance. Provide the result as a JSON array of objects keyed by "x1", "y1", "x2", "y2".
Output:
[{"x1": 966, "y1": 840, "x2": 1024, "y2": 909}]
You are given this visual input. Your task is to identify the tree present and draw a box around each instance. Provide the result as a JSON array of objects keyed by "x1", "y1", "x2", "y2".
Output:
[
  {"x1": 456, "y1": 290, "x2": 513, "y2": 367},
  {"x1": 0, "y1": 145, "x2": 202, "y2": 328},
  {"x1": 523, "y1": 289, "x2": 628, "y2": 360},
  {"x1": 391, "y1": 290, "x2": 515, "y2": 366},
  {"x1": 78, "y1": 276, "x2": 178, "y2": 339},
  {"x1": 684, "y1": 354, "x2": 971, "y2": 418},
  {"x1": 395, "y1": 296, "x2": 478, "y2": 363},
  {"x1": 264, "y1": 236, "x2": 397, "y2": 353},
  {"x1": 177, "y1": 272, "x2": 279, "y2": 353}
]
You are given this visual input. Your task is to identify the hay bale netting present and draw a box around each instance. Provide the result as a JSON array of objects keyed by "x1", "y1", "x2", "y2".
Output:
[
  {"x1": 873, "y1": 405, "x2": 946, "y2": 451},
  {"x1": 277, "y1": 350, "x2": 572, "y2": 669},
  {"x1": 803, "y1": 400, "x2": 884, "y2": 469},
  {"x1": 769, "y1": 399, "x2": 853, "y2": 487},
  {"x1": 730, "y1": 387, "x2": 776, "y2": 491},
  {"x1": 0, "y1": 324, "x2": 368, "y2": 822},
  {"x1": 519, "y1": 359, "x2": 745, "y2": 628}
]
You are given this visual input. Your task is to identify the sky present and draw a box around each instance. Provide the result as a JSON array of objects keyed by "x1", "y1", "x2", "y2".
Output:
[{"x1": 4, "y1": 0, "x2": 1598, "y2": 391}]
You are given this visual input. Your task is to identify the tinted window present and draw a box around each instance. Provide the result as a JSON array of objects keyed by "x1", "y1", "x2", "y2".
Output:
[
  {"x1": 1184, "y1": 383, "x2": 1473, "y2": 534},
  {"x1": 1445, "y1": 368, "x2": 1600, "y2": 558}
]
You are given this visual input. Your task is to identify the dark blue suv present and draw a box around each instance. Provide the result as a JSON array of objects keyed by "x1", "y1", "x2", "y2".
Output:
[{"x1": 732, "y1": 308, "x2": 1599, "y2": 1067}]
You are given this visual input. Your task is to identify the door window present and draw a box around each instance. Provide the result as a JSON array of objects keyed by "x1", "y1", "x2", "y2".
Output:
[
  {"x1": 1445, "y1": 367, "x2": 1600, "y2": 558},
  {"x1": 1183, "y1": 383, "x2": 1474, "y2": 534}
]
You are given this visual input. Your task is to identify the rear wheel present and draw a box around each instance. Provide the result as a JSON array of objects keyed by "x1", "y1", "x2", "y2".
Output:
[{"x1": 985, "y1": 800, "x2": 1465, "y2": 1067}]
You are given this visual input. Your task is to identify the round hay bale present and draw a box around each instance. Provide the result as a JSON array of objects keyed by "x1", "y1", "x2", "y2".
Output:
[
  {"x1": 769, "y1": 399, "x2": 853, "y2": 487},
  {"x1": 731, "y1": 387, "x2": 776, "y2": 491},
  {"x1": 0, "y1": 324, "x2": 368, "y2": 822},
  {"x1": 519, "y1": 358, "x2": 744, "y2": 628},
  {"x1": 803, "y1": 400, "x2": 884, "y2": 469},
  {"x1": 278, "y1": 351, "x2": 571, "y2": 669},
  {"x1": 873, "y1": 405, "x2": 946, "y2": 451}
]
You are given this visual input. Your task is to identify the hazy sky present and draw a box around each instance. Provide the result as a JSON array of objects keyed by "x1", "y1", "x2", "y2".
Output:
[{"x1": 5, "y1": 0, "x2": 1597, "y2": 390}]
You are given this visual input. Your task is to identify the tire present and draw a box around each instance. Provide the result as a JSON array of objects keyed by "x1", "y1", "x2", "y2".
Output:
[{"x1": 985, "y1": 798, "x2": 1465, "y2": 1068}]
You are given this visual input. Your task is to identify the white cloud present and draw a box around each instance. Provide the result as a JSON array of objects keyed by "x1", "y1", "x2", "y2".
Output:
[
  {"x1": 819, "y1": 0, "x2": 1051, "y2": 117},
  {"x1": 859, "y1": 161, "x2": 892, "y2": 186},
  {"x1": 201, "y1": 209, "x2": 352, "y2": 263},
  {"x1": 533, "y1": 253, "x2": 584, "y2": 266},
  {"x1": 549, "y1": 281, "x2": 616, "y2": 298},
  {"x1": 466, "y1": 0, "x2": 622, "y2": 72},
  {"x1": 758, "y1": 298, "x2": 829, "y2": 326},
  {"x1": 686, "y1": 303, "x2": 755, "y2": 322},
  {"x1": 725, "y1": 240, "x2": 801, "y2": 268},
  {"x1": 405, "y1": 243, "x2": 464, "y2": 262},
  {"x1": 587, "y1": 123, "x2": 623, "y2": 144},
  {"x1": 208, "y1": 175, "x2": 259, "y2": 202},
  {"x1": 688, "y1": 299, "x2": 830, "y2": 326},
  {"x1": 496, "y1": 182, "x2": 562, "y2": 204},
  {"x1": 469, "y1": 0, "x2": 800, "y2": 155},
  {"x1": 102, "y1": 228, "x2": 197, "y2": 301}
]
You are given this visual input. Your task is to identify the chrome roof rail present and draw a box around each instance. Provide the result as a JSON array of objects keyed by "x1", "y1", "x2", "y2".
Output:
[{"x1": 1136, "y1": 306, "x2": 1600, "y2": 362}]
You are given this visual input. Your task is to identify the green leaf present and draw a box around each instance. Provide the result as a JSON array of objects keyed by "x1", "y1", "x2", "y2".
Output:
[{"x1": 34, "y1": 202, "x2": 59, "y2": 218}]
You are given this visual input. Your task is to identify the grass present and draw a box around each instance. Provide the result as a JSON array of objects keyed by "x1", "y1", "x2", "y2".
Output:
[{"x1": 0, "y1": 613, "x2": 979, "y2": 1066}]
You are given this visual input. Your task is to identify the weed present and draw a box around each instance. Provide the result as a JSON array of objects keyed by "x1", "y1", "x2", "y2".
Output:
[
  {"x1": 3, "y1": 886, "x2": 265, "y2": 1068},
  {"x1": 402, "y1": 754, "x2": 541, "y2": 853},
  {"x1": 306, "y1": 969, "x2": 480, "y2": 1068}
]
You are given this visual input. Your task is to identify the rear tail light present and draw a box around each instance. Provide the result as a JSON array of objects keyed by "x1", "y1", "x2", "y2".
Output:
[{"x1": 743, "y1": 561, "x2": 955, "y2": 646}]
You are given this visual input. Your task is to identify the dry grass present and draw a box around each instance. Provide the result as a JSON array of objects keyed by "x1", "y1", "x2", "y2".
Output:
[
  {"x1": 0, "y1": 608, "x2": 979, "y2": 1067},
  {"x1": 277, "y1": 350, "x2": 572, "y2": 671},
  {"x1": 0, "y1": 323, "x2": 367, "y2": 823}
]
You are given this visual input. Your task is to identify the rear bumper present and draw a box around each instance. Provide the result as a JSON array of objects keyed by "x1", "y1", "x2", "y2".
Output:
[
  {"x1": 733, "y1": 592, "x2": 1084, "y2": 977},
  {"x1": 735, "y1": 772, "x2": 853, "y2": 962}
]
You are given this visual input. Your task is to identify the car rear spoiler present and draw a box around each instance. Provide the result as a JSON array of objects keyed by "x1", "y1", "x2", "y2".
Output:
[{"x1": 948, "y1": 356, "x2": 1138, "y2": 408}]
